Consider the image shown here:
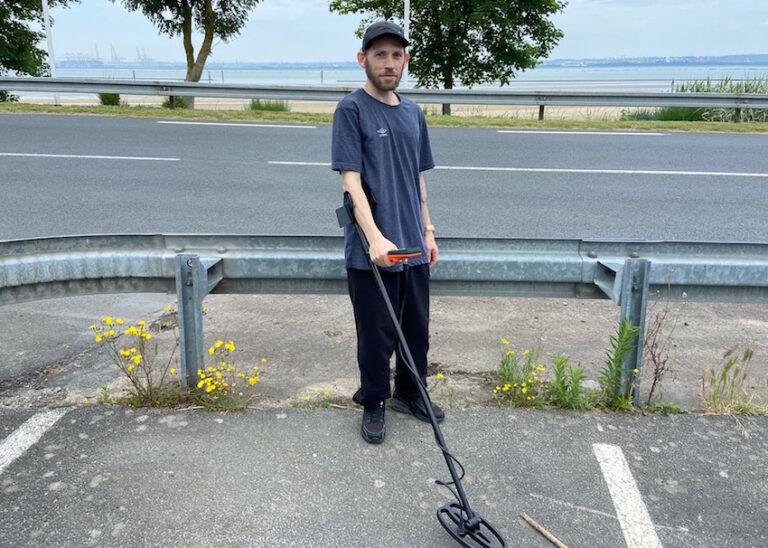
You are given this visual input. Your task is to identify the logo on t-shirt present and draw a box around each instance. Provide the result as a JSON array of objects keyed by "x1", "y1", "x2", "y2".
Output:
[{"x1": 377, "y1": 127, "x2": 389, "y2": 138}]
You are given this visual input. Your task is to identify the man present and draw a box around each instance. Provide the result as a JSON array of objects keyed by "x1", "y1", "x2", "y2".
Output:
[{"x1": 331, "y1": 21, "x2": 444, "y2": 444}]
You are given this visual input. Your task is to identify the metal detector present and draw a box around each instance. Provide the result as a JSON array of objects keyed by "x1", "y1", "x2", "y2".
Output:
[{"x1": 337, "y1": 193, "x2": 507, "y2": 548}]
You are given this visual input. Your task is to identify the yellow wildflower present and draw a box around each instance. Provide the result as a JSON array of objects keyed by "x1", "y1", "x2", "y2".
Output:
[
  {"x1": 84, "y1": 397, "x2": 89, "y2": 404},
  {"x1": 253, "y1": 365, "x2": 259, "y2": 372},
  {"x1": 495, "y1": 386, "x2": 501, "y2": 391},
  {"x1": 248, "y1": 376, "x2": 259, "y2": 385},
  {"x1": 206, "y1": 385, "x2": 214, "y2": 393},
  {"x1": 132, "y1": 355, "x2": 141, "y2": 365},
  {"x1": 130, "y1": 347, "x2": 136, "y2": 354},
  {"x1": 262, "y1": 357, "x2": 267, "y2": 363},
  {"x1": 305, "y1": 394, "x2": 311, "y2": 401},
  {"x1": 128, "y1": 364, "x2": 134, "y2": 373},
  {"x1": 237, "y1": 372, "x2": 245, "y2": 379},
  {"x1": 324, "y1": 390, "x2": 330, "y2": 397},
  {"x1": 506, "y1": 350, "x2": 514, "y2": 357},
  {"x1": 170, "y1": 368, "x2": 176, "y2": 375},
  {"x1": 523, "y1": 349, "x2": 529, "y2": 356},
  {"x1": 138, "y1": 320, "x2": 145, "y2": 327},
  {"x1": 166, "y1": 305, "x2": 172, "y2": 313},
  {"x1": 537, "y1": 366, "x2": 546, "y2": 372},
  {"x1": 197, "y1": 380, "x2": 205, "y2": 389},
  {"x1": 521, "y1": 387, "x2": 527, "y2": 394},
  {"x1": 89, "y1": 324, "x2": 96, "y2": 331},
  {"x1": 215, "y1": 340, "x2": 224, "y2": 349},
  {"x1": 436, "y1": 372, "x2": 445, "y2": 380},
  {"x1": 501, "y1": 338, "x2": 509, "y2": 346},
  {"x1": 225, "y1": 341, "x2": 235, "y2": 352},
  {"x1": 103, "y1": 316, "x2": 113, "y2": 326},
  {"x1": 108, "y1": 329, "x2": 115, "y2": 337},
  {"x1": 116, "y1": 318, "x2": 123, "y2": 325},
  {"x1": 95, "y1": 335, "x2": 103, "y2": 343},
  {"x1": 633, "y1": 368, "x2": 639, "y2": 374},
  {"x1": 144, "y1": 334, "x2": 151, "y2": 341},
  {"x1": 209, "y1": 347, "x2": 215, "y2": 355},
  {"x1": 215, "y1": 372, "x2": 222, "y2": 380}
]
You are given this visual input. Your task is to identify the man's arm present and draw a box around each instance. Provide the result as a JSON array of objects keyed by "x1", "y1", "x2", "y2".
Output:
[
  {"x1": 420, "y1": 173, "x2": 439, "y2": 268},
  {"x1": 341, "y1": 170, "x2": 397, "y2": 267}
]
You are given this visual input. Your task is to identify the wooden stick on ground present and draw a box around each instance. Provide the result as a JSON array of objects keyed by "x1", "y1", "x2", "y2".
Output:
[{"x1": 520, "y1": 512, "x2": 568, "y2": 548}]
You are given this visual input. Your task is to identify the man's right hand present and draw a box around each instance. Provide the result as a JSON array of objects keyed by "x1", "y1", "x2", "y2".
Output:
[{"x1": 369, "y1": 236, "x2": 398, "y2": 267}]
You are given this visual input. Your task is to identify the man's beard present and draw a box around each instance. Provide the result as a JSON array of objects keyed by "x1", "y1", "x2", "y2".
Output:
[{"x1": 365, "y1": 63, "x2": 402, "y2": 92}]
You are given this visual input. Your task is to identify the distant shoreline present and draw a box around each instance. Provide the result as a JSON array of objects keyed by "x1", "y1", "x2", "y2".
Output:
[{"x1": 55, "y1": 53, "x2": 768, "y2": 71}]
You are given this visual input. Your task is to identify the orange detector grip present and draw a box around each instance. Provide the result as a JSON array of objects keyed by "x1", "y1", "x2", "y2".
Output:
[{"x1": 388, "y1": 247, "x2": 422, "y2": 263}]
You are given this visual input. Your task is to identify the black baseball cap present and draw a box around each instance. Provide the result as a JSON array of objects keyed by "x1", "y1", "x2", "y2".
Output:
[{"x1": 362, "y1": 21, "x2": 409, "y2": 51}]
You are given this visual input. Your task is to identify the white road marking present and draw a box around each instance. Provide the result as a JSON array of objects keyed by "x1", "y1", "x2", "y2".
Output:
[
  {"x1": 498, "y1": 130, "x2": 665, "y2": 136},
  {"x1": 157, "y1": 121, "x2": 316, "y2": 129},
  {"x1": 267, "y1": 160, "x2": 768, "y2": 178},
  {"x1": 0, "y1": 152, "x2": 179, "y2": 161},
  {"x1": 269, "y1": 160, "x2": 329, "y2": 166},
  {"x1": 593, "y1": 443, "x2": 663, "y2": 548},
  {"x1": 0, "y1": 409, "x2": 69, "y2": 476},
  {"x1": 437, "y1": 165, "x2": 768, "y2": 178}
]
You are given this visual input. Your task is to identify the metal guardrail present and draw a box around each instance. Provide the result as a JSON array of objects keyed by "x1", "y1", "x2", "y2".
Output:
[
  {"x1": 2, "y1": 77, "x2": 767, "y2": 121},
  {"x1": 2, "y1": 234, "x2": 767, "y2": 405}
]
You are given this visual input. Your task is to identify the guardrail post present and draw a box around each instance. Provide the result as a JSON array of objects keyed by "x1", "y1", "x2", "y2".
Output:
[
  {"x1": 618, "y1": 258, "x2": 650, "y2": 406},
  {"x1": 169, "y1": 96, "x2": 176, "y2": 110},
  {"x1": 733, "y1": 107, "x2": 741, "y2": 123},
  {"x1": 538, "y1": 105, "x2": 545, "y2": 121},
  {"x1": 175, "y1": 254, "x2": 205, "y2": 388}
]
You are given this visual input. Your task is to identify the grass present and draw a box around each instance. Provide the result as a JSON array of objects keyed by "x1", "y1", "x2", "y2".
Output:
[
  {"x1": 249, "y1": 99, "x2": 289, "y2": 112},
  {"x1": 3, "y1": 102, "x2": 768, "y2": 133}
]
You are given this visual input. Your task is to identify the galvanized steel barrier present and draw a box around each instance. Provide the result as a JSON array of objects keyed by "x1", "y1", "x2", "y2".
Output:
[
  {"x1": 2, "y1": 234, "x2": 766, "y2": 405},
  {"x1": 3, "y1": 77, "x2": 767, "y2": 121}
]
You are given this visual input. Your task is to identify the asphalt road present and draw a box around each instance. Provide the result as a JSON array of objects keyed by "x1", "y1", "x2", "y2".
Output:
[
  {"x1": 1, "y1": 113, "x2": 767, "y2": 242},
  {"x1": 1, "y1": 407, "x2": 767, "y2": 547}
]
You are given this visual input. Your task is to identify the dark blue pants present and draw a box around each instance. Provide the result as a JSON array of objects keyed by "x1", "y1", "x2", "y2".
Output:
[{"x1": 347, "y1": 264, "x2": 430, "y2": 407}]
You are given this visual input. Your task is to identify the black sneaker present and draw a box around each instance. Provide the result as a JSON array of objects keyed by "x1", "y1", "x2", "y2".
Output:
[
  {"x1": 391, "y1": 394, "x2": 445, "y2": 423},
  {"x1": 361, "y1": 401, "x2": 385, "y2": 444}
]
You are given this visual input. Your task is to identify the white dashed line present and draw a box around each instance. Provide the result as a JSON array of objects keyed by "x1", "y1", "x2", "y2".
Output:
[
  {"x1": 0, "y1": 152, "x2": 179, "y2": 161},
  {"x1": 593, "y1": 443, "x2": 663, "y2": 548},
  {"x1": 267, "y1": 160, "x2": 768, "y2": 178},
  {"x1": 157, "y1": 121, "x2": 316, "y2": 129},
  {"x1": 0, "y1": 409, "x2": 69, "y2": 476},
  {"x1": 498, "y1": 130, "x2": 665, "y2": 136}
]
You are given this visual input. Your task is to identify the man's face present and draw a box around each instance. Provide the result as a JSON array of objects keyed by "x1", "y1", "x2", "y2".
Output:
[{"x1": 359, "y1": 36, "x2": 409, "y2": 92}]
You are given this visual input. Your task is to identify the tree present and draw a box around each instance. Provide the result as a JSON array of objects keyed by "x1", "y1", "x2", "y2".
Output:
[
  {"x1": 113, "y1": 0, "x2": 262, "y2": 108},
  {"x1": 329, "y1": 0, "x2": 566, "y2": 114},
  {"x1": 0, "y1": 0, "x2": 78, "y2": 101}
]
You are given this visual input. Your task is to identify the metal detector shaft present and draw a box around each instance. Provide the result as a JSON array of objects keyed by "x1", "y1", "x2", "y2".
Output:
[{"x1": 348, "y1": 219, "x2": 479, "y2": 524}]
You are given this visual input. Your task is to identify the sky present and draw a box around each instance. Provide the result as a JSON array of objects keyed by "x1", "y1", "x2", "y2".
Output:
[{"x1": 48, "y1": 0, "x2": 768, "y2": 64}]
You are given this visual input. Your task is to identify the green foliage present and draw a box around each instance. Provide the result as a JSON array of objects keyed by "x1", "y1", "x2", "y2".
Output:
[
  {"x1": 112, "y1": 0, "x2": 262, "y2": 82},
  {"x1": 162, "y1": 96, "x2": 189, "y2": 109},
  {"x1": 623, "y1": 76, "x2": 768, "y2": 123},
  {"x1": 249, "y1": 99, "x2": 289, "y2": 112},
  {"x1": 98, "y1": 93, "x2": 122, "y2": 106},
  {"x1": 0, "y1": 0, "x2": 79, "y2": 101},
  {"x1": 329, "y1": 0, "x2": 566, "y2": 90},
  {"x1": 550, "y1": 356, "x2": 587, "y2": 409},
  {"x1": 598, "y1": 320, "x2": 641, "y2": 410},
  {"x1": 493, "y1": 343, "x2": 546, "y2": 407},
  {"x1": 96, "y1": 385, "x2": 113, "y2": 404}
]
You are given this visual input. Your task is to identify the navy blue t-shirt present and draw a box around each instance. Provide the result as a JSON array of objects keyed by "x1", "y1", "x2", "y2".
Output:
[{"x1": 332, "y1": 88, "x2": 435, "y2": 271}]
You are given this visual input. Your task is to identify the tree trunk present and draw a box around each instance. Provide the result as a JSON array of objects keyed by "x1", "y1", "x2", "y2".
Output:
[
  {"x1": 181, "y1": 3, "x2": 196, "y2": 109},
  {"x1": 442, "y1": 74, "x2": 453, "y2": 116},
  {"x1": 180, "y1": 0, "x2": 216, "y2": 109}
]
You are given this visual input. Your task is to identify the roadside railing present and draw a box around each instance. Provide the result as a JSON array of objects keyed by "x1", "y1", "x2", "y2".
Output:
[
  {"x1": 2, "y1": 234, "x2": 766, "y2": 406},
  {"x1": 2, "y1": 77, "x2": 767, "y2": 121}
]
